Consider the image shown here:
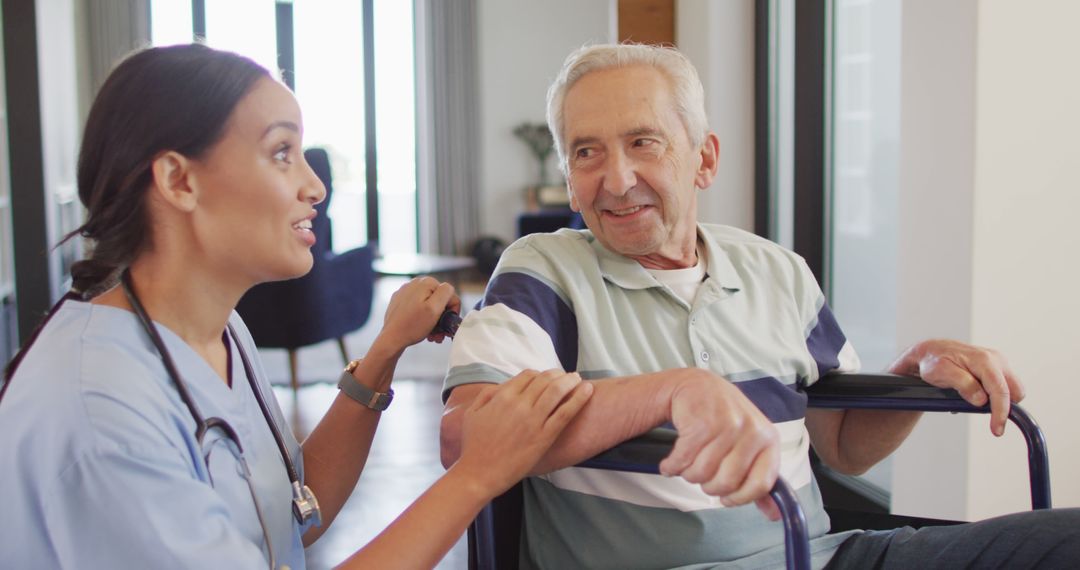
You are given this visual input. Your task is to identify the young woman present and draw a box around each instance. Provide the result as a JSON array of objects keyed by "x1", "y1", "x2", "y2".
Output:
[{"x1": 0, "y1": 44, "x2": 591, "y2": 569}]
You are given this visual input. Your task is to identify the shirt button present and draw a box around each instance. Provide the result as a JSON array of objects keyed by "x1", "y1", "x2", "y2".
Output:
[
  {"x1": 690, "y1": 318, "x2": 697, "y2": 326},
  {"x1": 700, "y1": 351, "x2": 710, "y2": 362}
]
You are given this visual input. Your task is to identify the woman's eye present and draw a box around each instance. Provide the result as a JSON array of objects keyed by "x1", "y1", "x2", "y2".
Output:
[{"x1": 273, "y1": 145, "x2": 293, "y2": 163}]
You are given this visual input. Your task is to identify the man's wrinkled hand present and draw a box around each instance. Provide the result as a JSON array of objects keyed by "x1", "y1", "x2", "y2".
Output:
[
  {"x1": 892, "y1": 339, "x2": 1024, "y2": 437},
  {"x1": 659, "y1": 372, "x2": 782, "y2": 521}
]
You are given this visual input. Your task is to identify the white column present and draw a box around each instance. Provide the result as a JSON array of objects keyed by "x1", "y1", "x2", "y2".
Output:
[
  {"x1": 892, "y1": 0, "x2": 1080, "y2": 521},
  {"x1": 677, "y1": 0, "x2": 756, "y2": 232}
]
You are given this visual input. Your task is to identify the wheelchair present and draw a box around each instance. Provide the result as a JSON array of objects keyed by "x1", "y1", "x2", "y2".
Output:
[{"x1": 468, "y1": 373, "x2": 1052, "y2": 570}]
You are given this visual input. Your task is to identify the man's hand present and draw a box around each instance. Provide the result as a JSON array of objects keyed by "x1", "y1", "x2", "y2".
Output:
[
  {"x1": 659, "y1": 373, "x2": 782, "y2": 520},
  {"x1": 891, "y1": 339, "x2": 1025, "y2": 437}
]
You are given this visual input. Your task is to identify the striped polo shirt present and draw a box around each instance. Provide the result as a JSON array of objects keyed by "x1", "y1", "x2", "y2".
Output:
[{"x1": 445, "y1": 224, "x2": 861, "y2": 569}]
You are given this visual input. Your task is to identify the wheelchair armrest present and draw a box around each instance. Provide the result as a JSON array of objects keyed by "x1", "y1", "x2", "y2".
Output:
[
  {"x1": 579, "y1": 428, "x2": 811, "y2": 570},
  {"x1": 806, "y1": 373, "x2": 1051, "y2": 510},
  {"x1": 806, "y1": 372, "x2": 972, "y2": 411},
  {"x1": 579, "y1": 427, "x2": 676, "y2": 474}
]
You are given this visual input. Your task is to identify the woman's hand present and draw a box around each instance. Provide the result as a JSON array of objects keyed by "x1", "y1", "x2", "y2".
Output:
[
  {"x1": 453, "y1": 369, "x2": 593, "y2": 496},
  {"x1": 377, "y1": 276, "x2": 461, "y2": 352}
]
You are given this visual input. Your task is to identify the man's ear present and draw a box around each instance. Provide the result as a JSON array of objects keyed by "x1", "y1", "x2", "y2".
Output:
[
  {"x1": 694, "y1": 132, "x2": 720, "y2": 190},
  {"x1": 149, "y1": 151, "x2": 198, "y2": 212}
]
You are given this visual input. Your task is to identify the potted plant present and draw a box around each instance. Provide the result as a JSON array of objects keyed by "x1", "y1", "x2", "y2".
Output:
[{"x1": 513, "y1": 122, "x2": 568, "y2": 210}]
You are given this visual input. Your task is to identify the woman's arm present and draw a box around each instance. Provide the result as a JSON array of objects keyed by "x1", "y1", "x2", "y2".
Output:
[
  {"x1": 337, "y1": 369, "x2": 592, "y2": 569},
  {"x1": 299, "y1": 336, "x2": 403, "y2": 544},
  {"x1": 300, "y1": 276, "x2": 458, "y2": 544}
]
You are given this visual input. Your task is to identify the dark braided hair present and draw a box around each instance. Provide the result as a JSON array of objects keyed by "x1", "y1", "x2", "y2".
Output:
[
  {"x1": 69, "y1": 43, "x2": 270, "y2": 294},
  {"x1": 2, "y1": 44, "x2": 269, "y2": 387}
]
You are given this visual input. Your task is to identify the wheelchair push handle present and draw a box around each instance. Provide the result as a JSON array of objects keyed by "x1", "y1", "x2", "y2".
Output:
[{"x1": 769, "y1": 477, "x2": 811, "y2": 570}]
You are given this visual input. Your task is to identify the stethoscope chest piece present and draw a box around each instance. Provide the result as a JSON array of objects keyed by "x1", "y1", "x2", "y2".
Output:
[{"x1": 292, "y1": 482, "x2": 321, "y2": 527}]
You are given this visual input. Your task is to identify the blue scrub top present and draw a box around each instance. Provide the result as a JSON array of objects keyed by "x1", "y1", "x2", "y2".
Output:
[{"x1": 0, "y1": 301, "x2": 311, "y2": 569}]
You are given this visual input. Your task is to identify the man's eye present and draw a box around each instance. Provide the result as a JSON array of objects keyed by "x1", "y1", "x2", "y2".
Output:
[
  {"x1": 632, "y1": 138, "x2": 654, "y2": 148},
  {"x1": 575, "y1": 148, "x2": 594, "y2": 159}
]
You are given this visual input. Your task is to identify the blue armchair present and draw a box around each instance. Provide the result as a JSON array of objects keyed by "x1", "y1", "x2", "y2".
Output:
[{"x1": 235, "y1": 147, "x2": 376, "y2": 391}]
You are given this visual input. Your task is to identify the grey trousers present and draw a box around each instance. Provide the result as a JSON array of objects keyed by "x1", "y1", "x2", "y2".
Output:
[{"x1": 825, "y1": 508, "x2": 1080, "y2": 569}]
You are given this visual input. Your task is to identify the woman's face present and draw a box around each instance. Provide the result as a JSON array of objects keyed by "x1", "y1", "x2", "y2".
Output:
[{"x1": 186, "y1": 77, "x2": 326, "y2": 285}]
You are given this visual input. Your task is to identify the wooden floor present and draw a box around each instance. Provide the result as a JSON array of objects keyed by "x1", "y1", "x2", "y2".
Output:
[
  {"x1": 273, "y1": 380, "x2": 467, "y2": 569},
  {"x1": 264, "y1": 277, "x2": 482, "y2": 569}
]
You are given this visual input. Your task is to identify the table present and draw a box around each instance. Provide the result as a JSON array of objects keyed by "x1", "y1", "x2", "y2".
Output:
[{"x1": 372, "y1": 253, "x2": 477, "y2": 287}]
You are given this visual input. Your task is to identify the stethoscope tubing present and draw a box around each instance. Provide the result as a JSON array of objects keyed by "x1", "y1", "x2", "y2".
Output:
[{"x1": 118, "y1": 270, "x2": 303, "y2": 491}]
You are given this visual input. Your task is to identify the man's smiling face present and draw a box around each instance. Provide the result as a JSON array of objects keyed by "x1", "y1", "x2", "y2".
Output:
[{"x1": 562, "y1": 65, "x2": 717, "y2": 269}]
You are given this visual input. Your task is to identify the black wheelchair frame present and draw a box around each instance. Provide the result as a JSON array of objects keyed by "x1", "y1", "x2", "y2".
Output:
[{"x1": 468, "y1": 373, "x2": 1051, "y2": 570}]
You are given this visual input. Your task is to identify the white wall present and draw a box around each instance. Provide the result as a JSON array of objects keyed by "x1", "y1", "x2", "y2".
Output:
[
  {"x1": 892, "y1": 0, "x2": 1080, "y2": 521},
  {"x1": 475, "y1": 0, "x2": 610, "y2": 242},
  {"x1": 677, "y1": 0, "x2": 755, "y2": 231},
  {"x1": 889, "y1": 0, "x2": 979, "y2": 521},
  {"x1": 967, "y1": 0, "x2": 1080, "y2": 519}
]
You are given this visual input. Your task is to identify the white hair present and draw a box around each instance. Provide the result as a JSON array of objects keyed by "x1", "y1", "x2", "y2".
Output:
[{"x1": 545, "y1": 43, "x2": 709, "y2": 174}]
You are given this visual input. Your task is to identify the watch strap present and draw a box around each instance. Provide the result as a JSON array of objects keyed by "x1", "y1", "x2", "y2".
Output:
[{"x1": 337, "y1": 362, "x2": 393, "y2": 411}]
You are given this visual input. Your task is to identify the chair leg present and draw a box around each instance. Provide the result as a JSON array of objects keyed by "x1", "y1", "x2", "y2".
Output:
[
  {"x1": 288, "y1": 349, "x2": 299, "y2": 393},
  {"x1": 337, "y1": 337, "x2": 350, "y2": 365}
]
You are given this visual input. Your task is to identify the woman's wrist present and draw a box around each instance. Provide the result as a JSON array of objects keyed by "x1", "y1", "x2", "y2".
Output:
[
  {"x1": 349, "y1": 339, "x2": 403, "y2": 392},
  {"x1": 443, "y1": 460, "x2": 503, "y2": 506},
  {"x1": 369, "y1": 331, "x2": 409, "y2": 360}
]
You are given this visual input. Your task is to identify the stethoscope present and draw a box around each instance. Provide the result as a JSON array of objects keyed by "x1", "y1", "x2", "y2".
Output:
[
  {"x1": 118, "y1": 270, "x2": 320, "y2": 568},
  {"x1": 0, "y1": 270, "x2": 320, "y2": 569}
]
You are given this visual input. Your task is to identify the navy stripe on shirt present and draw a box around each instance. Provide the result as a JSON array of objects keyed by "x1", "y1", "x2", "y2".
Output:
[
  {"x1": 654, "y1": 376, "x2": 807, "y2": 427},
  {"x1": 482, "y1": 272, "x2": 579, "y2": 371},
  {"x1": 806, "y1": 302, "x2": 847, "y2": 378},
  {"x1": 735, "y1": 376, "x2": 808, "y2": 423}
]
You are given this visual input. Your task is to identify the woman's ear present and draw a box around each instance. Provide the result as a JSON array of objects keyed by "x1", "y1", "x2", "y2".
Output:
[{"x1": 150, "y1": 151, "x2": 198, "y2": 212}]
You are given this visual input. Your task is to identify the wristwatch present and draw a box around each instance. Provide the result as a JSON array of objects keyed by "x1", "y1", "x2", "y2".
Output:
[{"x1": 337, "y1": 359, "x2": 394, "y2": 411}]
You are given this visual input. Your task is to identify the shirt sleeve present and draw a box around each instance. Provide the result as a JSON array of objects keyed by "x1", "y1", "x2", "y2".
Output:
[
  {"x1": 794, "y1": 256, "x2": 861, "y2": 385},
  {"x1": 443, "y1": 240, "x2": 574, "y2": 401}
]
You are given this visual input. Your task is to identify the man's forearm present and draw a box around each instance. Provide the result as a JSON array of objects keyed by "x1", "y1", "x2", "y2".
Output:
[
  {"x1": 808, "y1": 407, "x2": 921, "y2": 475},
  {"x1": 442, "y1": 369, "x2": 694, "y2": 474}
]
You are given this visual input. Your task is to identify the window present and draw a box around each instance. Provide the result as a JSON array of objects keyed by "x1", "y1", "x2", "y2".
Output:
[
  {"x1": 828, "y1": 0, "x2": 901, "y2": 373},
  {"x1": 756, "y1": 0, "x2": 898, "y2": 508},
  {"x1": 0, "y1": 12, "x2": 14, "y2": 363},
  {"x1": 150, "y1": 0, "x2": 418, "y2": 254}
]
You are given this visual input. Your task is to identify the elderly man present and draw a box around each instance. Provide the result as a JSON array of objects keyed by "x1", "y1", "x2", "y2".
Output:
[{"x1": 441, "y1": 44, "x2": 1077, "y2": 568}]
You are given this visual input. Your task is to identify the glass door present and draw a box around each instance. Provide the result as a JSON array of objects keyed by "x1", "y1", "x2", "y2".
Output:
[{"x1": 150, "y1": 0, "x2": 418, "y2": 254}]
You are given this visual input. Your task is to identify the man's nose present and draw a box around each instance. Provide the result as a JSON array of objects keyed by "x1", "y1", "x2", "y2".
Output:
[{"x1": 601, "y1": 151, "x2": 637, "y2": 196}]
